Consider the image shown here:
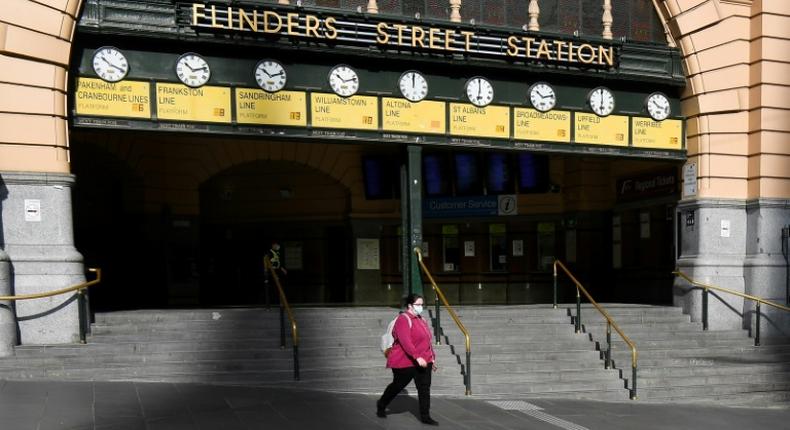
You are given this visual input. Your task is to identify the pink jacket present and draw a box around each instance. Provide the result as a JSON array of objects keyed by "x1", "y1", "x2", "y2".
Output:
[{"x1": 386, "y1": 312, "x2": 435, "y2": 369}]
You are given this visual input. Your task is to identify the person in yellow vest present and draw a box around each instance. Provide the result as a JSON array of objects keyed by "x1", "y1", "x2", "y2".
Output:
[
  {"x1": 263, "y1": 241, "x2": 287, "y2": 308},
  {"x1": 267, "y1": 241, "x2": 288, "y2": 277}
]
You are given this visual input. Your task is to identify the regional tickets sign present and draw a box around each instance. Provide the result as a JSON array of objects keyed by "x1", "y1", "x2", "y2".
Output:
[
  {"x1": 575, "y1": 113, "x2": 628, "y2": 146},
  {"x1": 156, "y1": 83, "x2": 231, "y2": 123},
  {"x1": 75, "y1": 78, "x2": 151, "y2": 118},
  {"x1": 450, "y1": 104, "x2": 510, "y2": 139},
  {"x1": 514, "y1": 109, "x2": 571, "y2": 142},
  {"x1": 235, "y1": 89, "x2": 306, "y2": 126},
  {"x1": 632, "y1": 118, "x2": 683, "y2": 150},
  {"x1": 311, "y1": 93, "x2": 378, "y2": 130},
  {"x1": 382, "y1": 98, "x2": 445, "y2": 134}
]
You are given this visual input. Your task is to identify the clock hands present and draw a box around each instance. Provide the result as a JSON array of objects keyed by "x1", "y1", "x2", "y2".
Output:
[{"x1": 101, "y1": 56, "x2": 125, "y2": 73}]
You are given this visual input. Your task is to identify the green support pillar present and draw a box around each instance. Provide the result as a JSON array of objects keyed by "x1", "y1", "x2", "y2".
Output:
[
  {"x1": 400, "y1": 165, "x2": 410, "y2": 299},
  {"x1": 405, "y1": 145, "x2": 423, "y2": 296}
]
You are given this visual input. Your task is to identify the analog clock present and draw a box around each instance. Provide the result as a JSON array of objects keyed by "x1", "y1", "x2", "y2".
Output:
[
  {"x1": 588, "y1": 86, "x2": 615, "y2": 117},
  {"x1": 646, "y1": 92, "x2": 671, "y2": 121},
  {"x1": 528, "y1": 82, "x2": 556, "y2": 112},
  {"x1": 175, "y1": 53, "x2": 211, "y2": 88},
  {"x1": 92, "y1": 46, "x2": 129, "y2": 83},
  {"x1": 328, "y1": 65, "x2": 359, "y2": 97},
  {"x1": 465, "y1": 76, "x2": 494, "y2": 107},
  {"x1": 398, "y1": 70, "x2": 428, "y2": 102},
  {"x1": 255, "y1": 60, "x2": 287, "y2": 93}
]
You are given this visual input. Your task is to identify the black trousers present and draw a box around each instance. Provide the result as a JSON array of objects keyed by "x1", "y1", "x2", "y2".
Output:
[{"x1": 378, "y1": 365, "x2": 432, "y2": 418}]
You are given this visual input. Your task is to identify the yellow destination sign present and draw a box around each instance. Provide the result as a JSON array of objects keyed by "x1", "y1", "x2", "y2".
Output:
[
  {"x1": 513, "y1": 108, "x2": 571, "y2": 142},
  {"x1": 156, "y1": 83, "x2": 231, "y2": 123},
  {"x1": 632, "y1": 118, "x2": 683, "y2": 150},
  {"x1": 450, "y1": 103, "x2": 510, "y2": 139},
  {"x1": 311, "y1": 93, "x2": 378, "y2": 130},
  {"x1": 575, "y1": 113, "x2": 628, "y2": 146},
  {"x1": 382, "y1": 98, "x2": 445, "y2": 134},
  {"x1": 236, "y1": 89, "x2": 307, "y2": 126},
  {"x1": 75, "y1": 78, "x2": 151, "y2": 118}
]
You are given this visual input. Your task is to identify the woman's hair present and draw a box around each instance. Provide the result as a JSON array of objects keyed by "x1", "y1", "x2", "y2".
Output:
[{"x1": 405, "y1": 293, "x2": 423, "y2": 307}]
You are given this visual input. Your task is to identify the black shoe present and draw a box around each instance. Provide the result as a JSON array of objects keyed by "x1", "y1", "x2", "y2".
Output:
[
  {"x1": 376, "y1": 401, "x2": 386, "y2": 418},
  {"x1": 421, "y1": 416, "x2": 439, "y2": 425}
]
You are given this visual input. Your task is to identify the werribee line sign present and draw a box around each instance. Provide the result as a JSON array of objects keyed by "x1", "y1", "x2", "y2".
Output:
[{"x1": 186, "y1": 2, "x2": 617, "y2": 68}]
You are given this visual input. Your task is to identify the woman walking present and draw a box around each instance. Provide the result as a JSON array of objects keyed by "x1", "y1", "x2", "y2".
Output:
[{"x1": 376, "y1": 294, "x2": 439, "y2": 425}]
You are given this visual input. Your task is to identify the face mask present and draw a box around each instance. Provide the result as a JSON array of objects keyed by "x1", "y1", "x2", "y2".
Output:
[{"x1": 412, "y1": 305, "x2": 424, "y2": 315}]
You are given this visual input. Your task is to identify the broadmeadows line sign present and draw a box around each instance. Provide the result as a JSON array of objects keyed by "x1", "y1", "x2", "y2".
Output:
[{"x1": 188, "y1": 2, "x2": 617, "y2": 68}]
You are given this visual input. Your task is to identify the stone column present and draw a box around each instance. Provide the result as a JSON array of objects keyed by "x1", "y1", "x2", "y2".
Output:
[
  {"x1": 675, "y1": 199, "x2": 746, "y2": 331},
  {"x1": 0, "y1": 172, "x2": 84, "y2": 344},
  {"x1": 0, "y1": 248, "x2": 16, "y2": 356},
  {"x1": 744, "y1": 199, "x2": 790, "y2": 340}
]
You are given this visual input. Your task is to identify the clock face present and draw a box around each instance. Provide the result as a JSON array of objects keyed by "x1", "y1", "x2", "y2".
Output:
[
  {"x1": 255, "y1": 60, "x2": 287, "y2": 93},
  {"x1": 175, "y1": 53, "x2": 211, "y2": 88},
  {"x1": 588, "y1": 86, "x2": 615, "y2": 117},
  {"x1": 328, "y1": 65, "x2": 359, "y2": 97},
  {"x1": 646, "y1": 92, "x2": 671, "y2": 121},
  {"x1": 92, "y1": 46, "x2": 129, "y2": 82},
  {"x1": 465, "y1": 77, "x2": 494, "y2": 107},
  {"x1": 529, "y1": 82, "x2": 556, "y2": 112},
  {"x1": 398, "y1": 70, "x2": 428, "y2": 102}
]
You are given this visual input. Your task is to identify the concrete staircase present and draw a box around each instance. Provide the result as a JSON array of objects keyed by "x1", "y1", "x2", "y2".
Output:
[
  {"x1": 573, "y1": 304, "x2": 790, "y2": 408},
  {"x1": 0, "y1": 306, "x2": 624, "y2": 400},
  {"x1": 439, "y1": 305, "x2": 627, "y2": 400},
  {"x1": 0, "y1": 304, "x2": 787, "y2": 408}
]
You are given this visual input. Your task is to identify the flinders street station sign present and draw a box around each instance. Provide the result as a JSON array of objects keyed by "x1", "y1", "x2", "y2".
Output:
[{"x1": 185, "y1": 2, "x2": 617, "y2": 69}]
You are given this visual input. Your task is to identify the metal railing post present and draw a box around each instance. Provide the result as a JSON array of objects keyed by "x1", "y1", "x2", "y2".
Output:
[
  {"x1": 755, "y1": 302, "x2": 761, "y2": 347},
  {"x1": 434, "y1": 292, "x2": 441, "y2": 345},
  {"x1": 553, "y1": 263, "x2": 558, "y2": 309},
  {"x1": 631, "y1": 364, "x2": 638, "y2": 400},
  {"x1": 605, "y1": 322, "x2": 612, "y2": 369},
  {"x1": 77, "y1": 290, "x2": 87, "y2": 344},
  {"x1": 466, "y1": 350, "x2": 472, "y2": 395},
  {"x1": 293, "y1": 345, "x2": 300, "y2": 380},
  {"x1": 575, "y1": 287, "x2": 581, "y2": 333},
  {"x1": 83, "y1": 288, "x2": 92, "y2": 336},
  {"x1": 280, "y1": 304, "x2": 286, "y2": 349},
  {"x1": 702, "y1": 287, "x2": 708, "y2": 331}
]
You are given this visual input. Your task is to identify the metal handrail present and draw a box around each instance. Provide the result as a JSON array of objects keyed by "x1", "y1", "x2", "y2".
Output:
[
  {"x1": 414, "y1": 247, "x2": 472, "y2": 396},
  {"x1": 553, "y1": 260, "x2": 639, "y2": 400},
  {"x1": 264, "y1": 256, "x2": 300, "y2": 381},
  {"x1": 673, "y1": 270, "x2": 790, "y2": 346},
  {"x1": 0, "y1": 268, "x2": 101, "y2": 343}
]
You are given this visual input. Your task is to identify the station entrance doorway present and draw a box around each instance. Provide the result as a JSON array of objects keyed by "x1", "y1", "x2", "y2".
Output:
[{"x1": 70, "y1": 128, "x2": 680, "y2": 310}]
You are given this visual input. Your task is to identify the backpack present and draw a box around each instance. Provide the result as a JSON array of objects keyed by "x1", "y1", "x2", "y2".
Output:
[{"x1": 381, "y1": 312, "x2": 411, "y2": 358}]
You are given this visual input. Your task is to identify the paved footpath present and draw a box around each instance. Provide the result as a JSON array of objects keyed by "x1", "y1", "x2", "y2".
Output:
[{"x1": 0, "y1": 380, "x2": 787, "y2": 430}]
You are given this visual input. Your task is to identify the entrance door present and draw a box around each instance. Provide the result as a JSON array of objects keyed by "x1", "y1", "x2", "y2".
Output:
[{"x1": 325, "y1": 226, "x2": 351, "y2": 303}]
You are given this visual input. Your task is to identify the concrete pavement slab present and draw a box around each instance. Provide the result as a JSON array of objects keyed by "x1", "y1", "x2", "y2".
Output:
[{"x1": 0, "y1": 380, "x2": 787, "y2": 430}]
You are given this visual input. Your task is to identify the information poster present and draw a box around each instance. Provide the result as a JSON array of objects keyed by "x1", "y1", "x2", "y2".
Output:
[
  {"x1": 75, "y1": 78, "x2": 151, "y2": 118},
  {"x1": 575, "y1": 113, "x2": 628, "y2": 146},
  {"x1": 631, "y1": 118, "x2": 683, "y2": 150},
  {"x1": 236, "y1": 89, "x2": 307, "y2": 126},
  {"x1": 382, "y1": 98, "x2": 446, "y2": 134},
  {"x1": 450, "y1": 103, "x2": 510, "y2": 139},
  {"x1": 156, "y1": 83, "x2": 231, "y2": 123},
  {"x1": 311, "y1": 93, "x2": 378, "y2": 130},
  {"x1": 513, "y1": 108, "x2": 571, "y2": 142},
  {"x1": 356, "y1": 238, "x2": 380, "y2": 270}
]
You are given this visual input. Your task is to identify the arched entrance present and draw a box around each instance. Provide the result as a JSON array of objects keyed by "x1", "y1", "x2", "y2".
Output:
[{"x1": 199, "y1": 160, "x2": 352, "y2": 305}]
